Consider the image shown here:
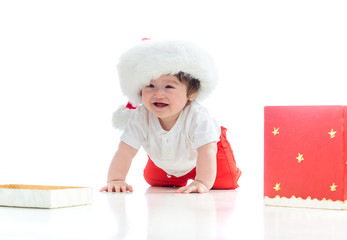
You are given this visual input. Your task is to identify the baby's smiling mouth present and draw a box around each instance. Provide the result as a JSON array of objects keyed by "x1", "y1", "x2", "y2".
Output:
[{"x1": 153, "y1": 102, "x2": 169, "y2": 108}]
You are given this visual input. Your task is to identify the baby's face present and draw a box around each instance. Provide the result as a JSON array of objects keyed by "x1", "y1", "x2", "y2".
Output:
[{"x1": 141, "y1": 75, "x2": 189, "y2": 128}]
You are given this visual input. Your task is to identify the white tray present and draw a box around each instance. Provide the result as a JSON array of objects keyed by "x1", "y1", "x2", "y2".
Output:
[{"x1": 0, "y1": 184, "x2": 93, "y2": 209}]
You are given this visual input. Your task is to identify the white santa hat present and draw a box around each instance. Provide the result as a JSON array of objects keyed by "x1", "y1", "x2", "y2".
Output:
[{"x1": 113, "y1": 39, "x2": 218, "y2": 130}]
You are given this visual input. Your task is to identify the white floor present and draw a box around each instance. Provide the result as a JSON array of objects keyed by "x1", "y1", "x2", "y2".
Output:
[{"x1": 1, "y1": 173, "x2": 347, "y2": 240}]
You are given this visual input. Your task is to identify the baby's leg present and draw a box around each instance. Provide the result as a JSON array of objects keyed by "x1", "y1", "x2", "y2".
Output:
[
  {"x1": 212, "y1": 127, "x2": 241, "y2": 189},
  {"x1": 143, "y1": 158, "x2": 194, "y2": 187}
]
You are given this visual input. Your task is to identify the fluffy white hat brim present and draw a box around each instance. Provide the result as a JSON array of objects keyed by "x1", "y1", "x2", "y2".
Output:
[{"x1": 117, "y1": 40, "x2": 218, "y2": 105}]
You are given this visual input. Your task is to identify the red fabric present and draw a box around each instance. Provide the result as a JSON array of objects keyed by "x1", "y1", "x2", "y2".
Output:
[
  {"x1": 143, "y1": 126, "x2": 241, "y2": 189},
  {"x1": 264, "y1": 106, "x2": 347, "y2": 201},
  {"x1": 125, "y1": 102, "x2": 137, "y2": 110}
]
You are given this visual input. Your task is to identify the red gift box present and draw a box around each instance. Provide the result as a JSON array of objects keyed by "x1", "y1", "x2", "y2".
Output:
[{"x1": 264, "y1": 106, "x2": 347, "y2": 209}]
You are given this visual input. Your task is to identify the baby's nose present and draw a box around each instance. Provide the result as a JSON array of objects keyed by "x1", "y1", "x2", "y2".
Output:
[{"x1": 153, "y1": 89, "x2": 165, "y2": 98}]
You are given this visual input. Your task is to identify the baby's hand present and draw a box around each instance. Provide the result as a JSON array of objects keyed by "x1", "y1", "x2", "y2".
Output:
[
  {"x1": 99, "y1": 181, "x2": 133, "y2": 193},
  {"x1": 175, "y1": 180, "x2": 209, "y2": 194}
]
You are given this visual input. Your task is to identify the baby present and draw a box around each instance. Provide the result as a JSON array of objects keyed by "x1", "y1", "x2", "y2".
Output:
[{"x1": 100, "y1": 40, "x2": 241, "y2": 194}]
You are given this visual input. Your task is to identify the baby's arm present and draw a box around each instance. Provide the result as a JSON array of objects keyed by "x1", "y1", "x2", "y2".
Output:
[
  {"x1": 176, "y1": 142, "x2": 217, "y2": 194},
  {"x1": 99, "y1": 141, "x2": 138, "y2": 192}
]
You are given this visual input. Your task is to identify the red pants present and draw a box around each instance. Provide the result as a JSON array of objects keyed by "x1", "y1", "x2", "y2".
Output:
[{"x1": 143, "y1": 127, "x2": 241, "y2": 189}]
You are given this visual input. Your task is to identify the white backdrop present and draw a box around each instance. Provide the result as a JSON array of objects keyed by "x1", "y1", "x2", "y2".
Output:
[{"x1": 0, "y1": 0, "x2": 346, "y2": 189}]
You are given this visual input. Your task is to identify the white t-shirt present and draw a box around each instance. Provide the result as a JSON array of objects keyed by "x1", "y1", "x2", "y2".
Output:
[{"x1": 120, "y1": 101, "x2": 221, "y2": 177}]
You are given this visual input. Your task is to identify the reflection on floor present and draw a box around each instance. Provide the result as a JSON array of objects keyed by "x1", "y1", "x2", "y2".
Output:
[{"x1": 1, "y1": 175, "x2": 347, "y2": 239}]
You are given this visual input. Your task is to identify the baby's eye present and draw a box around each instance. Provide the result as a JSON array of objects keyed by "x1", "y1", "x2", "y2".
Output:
[
  {"x1": 165, "y1": 85, "x2": 174, "y2": 89},
  {"x1": 146, "y1": 84, "x2": 154, "y2": 88}
]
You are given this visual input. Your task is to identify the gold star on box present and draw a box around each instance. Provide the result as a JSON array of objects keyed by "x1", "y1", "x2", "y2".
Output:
[
  {"x1": 328, "y1": 129, "x2": 337, "y2": 138},
  {"x1": 273, "y1": 183, "x2": 281, "y2": 191},
  {"x1": 272, "y1": 127, "x2": 280, "y2": 136},
  {"x1": 330, "y1": 183, "x2": 337, "y2": 191},
  {"x1": 296, "y1": 153, "x2": 304, "y2": 163}
]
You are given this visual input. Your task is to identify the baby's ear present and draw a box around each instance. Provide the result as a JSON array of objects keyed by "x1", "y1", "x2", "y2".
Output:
[{"x1": 188, "y1": 92, "x2": 197, "y2": 101}]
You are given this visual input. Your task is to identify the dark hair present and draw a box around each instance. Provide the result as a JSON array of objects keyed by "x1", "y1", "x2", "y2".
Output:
[{"x1": 174, "y1": 72, "x2": 201, "y2": 99}]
